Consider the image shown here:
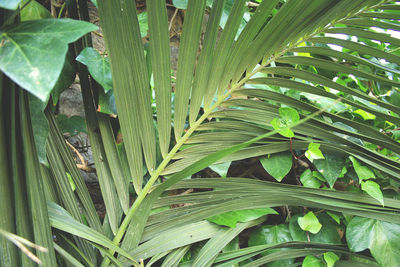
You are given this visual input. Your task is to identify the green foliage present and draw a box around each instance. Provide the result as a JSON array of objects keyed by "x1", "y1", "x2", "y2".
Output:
[
  {"x1": 298, "y1": 211, "x2": 322, "y2": 234},
  {"x1": 207, "y1": 207, "x2": 277, "y2": 228},
  {"x1": 260, "y1": 152, "x2": 292, "y2": 181},
  {"x1": 0, "y1": 19, "x2": 97, "y2": 101},
  {"x1": 2, "y1": 0, "x2": 400, "y2": 266},
  {"x1": 347, "y1": 217, "x2": 400, "y2": 266}
]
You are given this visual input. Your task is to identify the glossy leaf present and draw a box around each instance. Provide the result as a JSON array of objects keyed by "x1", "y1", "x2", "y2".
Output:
[
  {"x1": 347, "y1": 217, "x2": 400, "y2": 266},
  {"x1": 76, "y1": 47, "x2": 112, "y2": 92},
  {"x1": 20, "y1": 0, "x2": 52, "y2": 21},
  {"x1": 298, "y1": 211, "x2": 322, "y2": 234},
  {"x1": 0, "y1": 19, "x2": 97, "y2": 101},
  {"x1": 300, "y1": 169, "x2": 322, "y2": 188},
  {"x1": 305, "y1": 143, "x2": 324, "y2": 162},
  {"x1": 350, "y1": 156, "x2": 376, "y2": 182},
  {"x1": 207, "y1": 207, "x2": 277, "y2": 228},
  {"x1": 302, "y1": 255, "x2": 324, "y2": 267},
  {"x1": 361, "y1": 180, "x2": 384, "y2": 206},
  {"x1": 314, "y1": 154, "x2": 345, "y2": 188},
  {"x1": 248, "y1": 224, "x2": 293, "y2": 267},
  {"x1": 323, "y1": 252, "x2": 339, "y2": 267},
  {"x1": 260, "y1": 152, "x2": 293, "y2": 182}
]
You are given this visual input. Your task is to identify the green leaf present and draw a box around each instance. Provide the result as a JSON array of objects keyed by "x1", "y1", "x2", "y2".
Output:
[
  {"x1": 298, "y1": 211, "x2": 322, "y2": 234},
  {"x1": 51, "y1": 52, "x2": 76, "y2": 105},
  {"x1": 300, "y1": 169, "x2": 322, "y2": 188},
  {"x1": 0, "y1": 0, "x2": 21, "y2": 9},
  {"x1": 289, "y1": 214, "x2": 341, "y2": 244},
  {"x1": 361, "y1": 180, "x2": 384, "y2": 206},
  {"x1": 172, "y1": 0, "x2": 188, "y2": 9},
  {"x1": 207, "y1": 207, "x2": 277, "y2": 228},
  {"x1": 324, "y1": 252, "x2": 339, "y2": 267},
  {"x1": 260, "y1": 152, "x2": 293, "y2": 182},
  {"x1": 270, "y1": 107, "x2": 299, "y2": 138},
  {"x1": 347, "y1": 217, "x2": 400, "y2": 266},
  {"x1": 56, "y1": 115, "x2": 87, "y2": 136},
  {"x1": 302, "y1": 255, "x2": 325, "y2": 267},
  {"x1": 29, "y1": 93, "x2": 49, "y2": 165},
  {"x1": 248, "y1": 224, "x2": 293, "y2": 267},
  {"x1": 349, "y1": 156, "x2": 376, "y2": 182},
  {"x1": 20, "y1": 0, "x2": 52, "y2": 21},
  {"x1": 209, "y1": 161, "x2": 231, "y2": 178},
  {"x1": 138, "y1": 12, "x2": 148, "y2": 38},
  {"x1": 314, "y1": 154, "x2": 345, "y2": 188},
  {"x1": 270, "y1": 117, "x2": 295, "y2": 138},
  {"x1": 305, "y1": 143, "x2": 324, "y2": 162},
  {"x1": 0, "y1": 19, "x2": 97, "y2": 102},
  {"x1": 76, "y1": 47, "x2": 112, "y2": 92}
]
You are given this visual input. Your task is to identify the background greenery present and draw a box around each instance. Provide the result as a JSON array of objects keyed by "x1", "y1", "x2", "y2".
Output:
[{"x1": 1, "y1": 0, "x2": 400, "y2": 266}]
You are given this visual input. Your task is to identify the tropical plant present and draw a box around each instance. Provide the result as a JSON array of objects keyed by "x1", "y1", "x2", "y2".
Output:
[{"x1": 1, "y1": 0, "x2": 400, "y2": 266}]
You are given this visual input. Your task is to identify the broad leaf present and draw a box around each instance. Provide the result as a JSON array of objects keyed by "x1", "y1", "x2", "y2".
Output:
[
  {"x1": 300, "y1": 169, "x2": 322, "y2": 188},
  {"x1": 298, "y1": 211, "x2": 322, "y2": 234},
  {"x1": 260, "y1": 152, "x2": 292, "y2": 182},
  {"x1": 302, "y1": 255, "x2": 324, "y2": 267},
  {"x1": 207, "y1": 207, "x2": 277, "y2": 228},
  {"x1": 209, "y1": 161, "x2": 231, "y2": 178},
  {"x1": 76, "y1": 47, "x2": 112, "y2": 92},
  {"x1": 323, "y1": 252, "x2": 339, "y2": 267},
  {"x1": 347, "y1": 217, "x2": 400, "y2": 266},
  {"x1": 289, "y1": 214, "x2": 341, "y2": 244},
  {"x1": 56, "y1": 115, "x2": 87, "y2": 136},
  {"x1": 314, "y1": 154, "x2": 345, "y2": 188},
  {"x1": 248, "y1": 224, "x2": 293, "y2": 267},
  {"x1": 20, "y1": 0, "x2": 52, "y2": 21},
  {"x1": 29, "y1": 94, "x2": 48, "y2": 165},
  {"x1": 0, "y1": 19, "x2": 97, "y2": 101},
  {"x1": 271, "y1": 107, "x2": 299, "y2": 138},
  {"x1": 350, "y1": 156, "x2": 376, "y2": 182},
  {"x1": 305, "y1": 143, "x2": 324, "y2": 162},
  {"x1": 361, "y1": 180, "x2": 384, "y2": 206}
]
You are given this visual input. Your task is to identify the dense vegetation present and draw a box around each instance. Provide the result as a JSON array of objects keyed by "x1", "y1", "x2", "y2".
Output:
[{"x1": 1, "y1": 0, "x2": 400, "y2": 266}]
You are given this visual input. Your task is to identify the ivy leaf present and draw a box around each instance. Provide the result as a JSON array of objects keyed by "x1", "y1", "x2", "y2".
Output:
[
  {"x1": 0, "y1": 19, "x2": 97, "y2": 102},
  {"x1": 302, "y1": 255, "x2": 325, "y2": 267},
  {"x1": 324, "y1": 252, "x2": 339, "y2": 267},
  {"x1": 207, "y1": 207, "x2": 277, "y2": 228},
  {"x1": 260, "y1": 152, "x2": 292, "y2": 182},
  {"x1": 361, "y1": 180, "x2": 384, "y2": 206},
  {"x1": 349, "y1": 156, "x2": 376, "y2": 182},
  {"x1": 305, "y1": 143, "x2": 324, "y2": 162},
  {"x1": 314, "y1": 154, "x2": 345, "y2": 188},
  {"x1": 20, "y1": 0, "x2": 52, "y2": 21},
  {"x1": 209, "y1": 161, "x2": 231, "y2": 178},
  {"x1": 56, "y1": 115, "x2": 87, "y2": 136},
  {"x1": 248, "y1": 224, "x2": 293, "y2": 267},
  {"x1": 29, "y1": 93, "x2": 49, "y2": 165},
  {"x1": 138, "y1": 12, "x2": 148, "y2": 38},
  {"x1": 98, "y1": 89, "x2": 117, "y2": 115},
  {"x1": 76, "y1": 47, "x2": 113, "y2": 92},
  {"x1": 290, "y1": 214, "x2": 341, "y2": 244},
  {"x1": 300, "y1": 169, "x2": 322, "y2": 188},
  {"x1": 347, "y1": 217, "x2": 400, "y2": 266},
  {"x1": 270, "y1": 107, "x2": 299, "y2": 138},
  {"x1": 298, "y1": 211, "x2": 322, "y2": 234},
  {"x1": 0, "y1": 0, "x2": 22, "y2": 9}
]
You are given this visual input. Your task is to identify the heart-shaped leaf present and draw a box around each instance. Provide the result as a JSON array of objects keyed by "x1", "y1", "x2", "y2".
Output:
[
  {"x1": 207, "y1": 207, "x2": 277, "y2": 228},
  {"x1": 76, "y1": 47, "x2": 113, "y2": 92},
  {"x1": 0, "y1": 19, "x2": 97, "y2": 101},
  {"x1": 347, "y1": 217, "x2": 400, "y2": 266},
  {"x1": 305, "y1": 143, "x2": 324, "y2": 162},
  {"x1": 260, "y1": 152, "x2": 293, "y2": 182},
  {"x1": 361, "y1": 180, "x2": 384, "y2": 206},
  {"x1": 298, "y1": 211, "x2": 322, "y2": 234}
]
